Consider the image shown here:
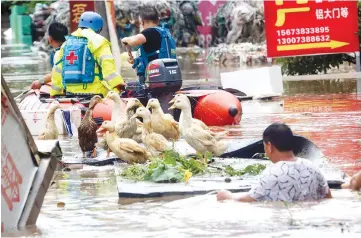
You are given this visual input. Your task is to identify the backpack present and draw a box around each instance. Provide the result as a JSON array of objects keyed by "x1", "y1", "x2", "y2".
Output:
[
  {"x1": 56, "y1": 35, "x2": 101, "y2": 90},
  {"x1": 133, "y1": 24, "x2": 177, "y2": 76}
]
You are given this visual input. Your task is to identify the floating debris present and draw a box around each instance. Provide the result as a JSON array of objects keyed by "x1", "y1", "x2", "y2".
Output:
[
  {"x1": 57, "y1": 202, "x2": 65, "y2": 208},
  {"x1": 206, "y1": 43, "x2": 267, "y2": 67}
]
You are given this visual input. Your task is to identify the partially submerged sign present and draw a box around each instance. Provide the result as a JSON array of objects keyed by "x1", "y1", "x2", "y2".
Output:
[
  {"x1": 1, "y1": 76, "x2": 59, "y2": 232},
  {"x1": 264, "y1": 0, "x2": 359, "y2": 58}
]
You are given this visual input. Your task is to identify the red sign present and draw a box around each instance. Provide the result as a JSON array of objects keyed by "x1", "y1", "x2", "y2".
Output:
[
  {"x1": 197, "y1": 0, "x2": 226, "y2": 48},
  {"x1": 69, "y1": 0, "x2": 95, "y2": 33},
  {"x1": 264, "y1": 0, "x2": 360, "y2": 58}
]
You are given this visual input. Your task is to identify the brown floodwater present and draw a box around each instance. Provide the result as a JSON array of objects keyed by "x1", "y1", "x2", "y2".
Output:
[{"x1": 1, "y1": 44, "x2": 361, "y2": 237}]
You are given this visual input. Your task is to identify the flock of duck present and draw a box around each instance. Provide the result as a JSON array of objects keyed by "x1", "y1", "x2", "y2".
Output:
[{"x1": 38, "y1": 92, "x2": 229, "y2": 164}]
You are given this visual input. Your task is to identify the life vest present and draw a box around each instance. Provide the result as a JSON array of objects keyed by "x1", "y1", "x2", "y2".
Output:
[
  {"x1": 50, "y1": 28, "x2": 124, "y2": 97},
  {"x1": 132, "y1": 24, "x2": 177, "y2": 77},
  {"x1": 49, "y1": 46, "x2": 61, "y2": 67},
  {"x1": 55, "y1": 35, "x2": 101, "y2": 90}
]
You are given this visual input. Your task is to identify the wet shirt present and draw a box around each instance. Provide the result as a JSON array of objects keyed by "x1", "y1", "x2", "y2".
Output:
[
  {"x1": 141, "y1": 28, "x2": 161, "y2": 62},
  {"x1": 248, "y1": 158, "x2": 329, "y2": 202}
]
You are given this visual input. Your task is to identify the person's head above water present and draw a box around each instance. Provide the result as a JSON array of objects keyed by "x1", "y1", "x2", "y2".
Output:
[
  {"x1": 341, "y1": 170, "x2": 361, "y2": 191},
  {"x1": 48, "y1": 22, "x2": 68, "y2": 48},
  {"x1": 78, "y1": 11, "x2": 104, "y2": 33},
  {"x1": 263, "y1": 122, "x2": 295, "y2": 163},
  {"x1": 140, "y1": 5, "x2": 160, "y2": 29}
]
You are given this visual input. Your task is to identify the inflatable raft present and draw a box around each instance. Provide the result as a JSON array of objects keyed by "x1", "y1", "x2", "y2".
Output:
[{"x1": 15, "y1": 83, "x2": 243, "y2": 136}]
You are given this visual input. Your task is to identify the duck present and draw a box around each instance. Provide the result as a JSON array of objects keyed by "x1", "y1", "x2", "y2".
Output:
[
  {"x1": 169, "y1": 94, "x2": 227, "y2": 140},
  {"x1": 106, "y1": 92, "x2": 143, "y2": 142},
  {"x1": 97, "y1": 121, "x2": 150, "y2": 163},
  {"x1": 132, "y1": 107, "x2": 171, "y2": 157},
  {"x1": 38, "y1": 102, "x2": 61, "y2": 140},
  {"x1": 146, "y1": 98, "x2": 180, "y2": 141},
  {"x1": 169, "y1": 96, "x2": 228, "y2": 164},
  {"x1": 106, "y1": 90, "x2": 126, "y2": 123},
  {"x1": 78, "y1": 95, "x2": 103, "y2": 158},
  {"x1": 114, "y1": 98, "x2": 143, "y2": 138}
]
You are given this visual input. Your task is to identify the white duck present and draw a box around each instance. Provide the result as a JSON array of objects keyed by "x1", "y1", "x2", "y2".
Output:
[
  {"x1": 106, "y1": 90, "x2": 126, "y2": 123},
  {"x1": 132, "y1": 107, "x2": 171, "y2": 157},
  {"x1": 38, "y1": 102, "x2": 61, "y2": 140},
  {"x1": 169, "y1": 94, "x2": 227, "y2": 140},
  {"x1": 169, "y1": 96, "x2": 228, "y2": 163},
  {"x1": 106, "y1": 92, "x2": 142, "y2": 141}
]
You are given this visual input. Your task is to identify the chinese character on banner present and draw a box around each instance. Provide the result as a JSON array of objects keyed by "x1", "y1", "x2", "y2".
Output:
[
  {"x1": 1, "y1": 143, "x2": 23, "y2": 211},
  {"x1": 341, "y1": 7, "x2": 349, "y2": 18},
  {"x1": 324, "y1": 8, "x2": 332, "y2": 19},
  {"x1": 69, "y1": 1, "x2": 95, "y2": 33},
  {"x1": 316, "y1": 9, "x2": 323, "y2": 19},
  {"x1": 72, "y1": 4, "x2": 87, "y2": 24},
  {"x1": 275, "y1": 0, "x2": 310, "y2": 27}
]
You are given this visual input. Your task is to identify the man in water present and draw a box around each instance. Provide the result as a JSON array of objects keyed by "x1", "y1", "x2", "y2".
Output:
[
  {"x1": 341, "y1": 170, "x2": 361, "y2": 191},
  {"x1": 50, "y1": 11, "x2": 125, "y2": 97},
  {"x1": 217, "y1": 123, "x2": 332, "y2": 202},
  {"x1": 121, "y1": 5, "x2": 176, "y2": 86},
  {"x1": 31, "y1": 22, "x2": 68, "y2": 89}
]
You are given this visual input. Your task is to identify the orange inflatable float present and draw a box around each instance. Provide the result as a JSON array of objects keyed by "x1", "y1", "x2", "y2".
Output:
[{"x1": 193, "y1": 91, "x2": 242, "y2": 126}]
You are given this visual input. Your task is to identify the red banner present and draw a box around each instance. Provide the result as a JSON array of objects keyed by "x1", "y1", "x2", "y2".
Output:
[
  {"x1": 197, "y1": 0, "x2": 226, "y2": 48},
  {"x1": 69, "y1": 0, "x2": 95, "y2": 33},
  {"x1": 264, "y1": 0, "x2": 360, "y2": 58}
]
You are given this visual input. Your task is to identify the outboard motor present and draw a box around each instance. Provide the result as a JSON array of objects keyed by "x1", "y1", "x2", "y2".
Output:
[{"x1": 145, "y1": 58, "x2": 182, "y2": 113}]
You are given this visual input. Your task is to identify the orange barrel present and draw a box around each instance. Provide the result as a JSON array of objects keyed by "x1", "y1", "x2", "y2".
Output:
[
  {"x1": 193, "y1": 91, "x2": 242, "y2": 126},
  {"x1": 92, "y1": 98, "x2": 125, "y2": 122}
]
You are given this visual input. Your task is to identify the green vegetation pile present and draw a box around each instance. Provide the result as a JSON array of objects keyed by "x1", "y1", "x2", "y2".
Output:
[{"x1": 118, "y1": 150, "x2": 267, "y2": 183}]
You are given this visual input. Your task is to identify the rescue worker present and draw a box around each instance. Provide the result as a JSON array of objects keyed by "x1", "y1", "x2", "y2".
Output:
[
  {"x1": 31, "y1": 22, "x2": 68, "y2": 89},
  {"x1": 50, "y1": 11, "x2": 125, "y2": 97},
  {"x1": 121, "y1": 5, "x2": 176, "y2": 85}
]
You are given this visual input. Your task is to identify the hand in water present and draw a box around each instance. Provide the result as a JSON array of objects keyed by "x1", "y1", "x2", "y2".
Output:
[
  {"x1": 31, "y1": 80, "x2": 42, "y2": 90},
  {"x1": 216, "y1": 190, "x2": 233, "y2": 201}
]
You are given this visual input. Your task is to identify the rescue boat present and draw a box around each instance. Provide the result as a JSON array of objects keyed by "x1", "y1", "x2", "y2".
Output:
[{"x1": 16, "y1": 59, "x2": 243, "y2": 136}]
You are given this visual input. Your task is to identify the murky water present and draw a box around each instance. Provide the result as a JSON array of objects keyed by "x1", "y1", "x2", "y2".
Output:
[{"x1": 1, "y1": 43, "x2": 361, "y2": 237}]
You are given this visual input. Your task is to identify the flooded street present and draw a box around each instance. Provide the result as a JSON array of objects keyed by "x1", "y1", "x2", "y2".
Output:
[{"x1": 1, "y1": 43, "x2": 361, "y2": 237}]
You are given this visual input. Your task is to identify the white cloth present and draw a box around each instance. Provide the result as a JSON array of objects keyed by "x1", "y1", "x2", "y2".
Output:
[{"x1": 248, "y1": 158, "x2": 329, "y2": 202}]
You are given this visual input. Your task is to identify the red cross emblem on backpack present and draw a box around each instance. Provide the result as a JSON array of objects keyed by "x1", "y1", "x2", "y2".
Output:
[{"x1": 66, "y1": 51, "x2": 78, "y2": 65}]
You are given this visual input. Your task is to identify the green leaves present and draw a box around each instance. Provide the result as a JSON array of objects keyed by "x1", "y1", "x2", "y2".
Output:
[
  {"x1": 120, "y1": 150, "x2": 208, "y2": 183},
  {"x1": 224, "y1": 164, "x2": 266, "y2": 177},
  {"x1": 119, "y1": 150, "x2": 267, "y2": 183},
  {"x1": 143, "y1": 163, "x2": 183, "y2": 183}
]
